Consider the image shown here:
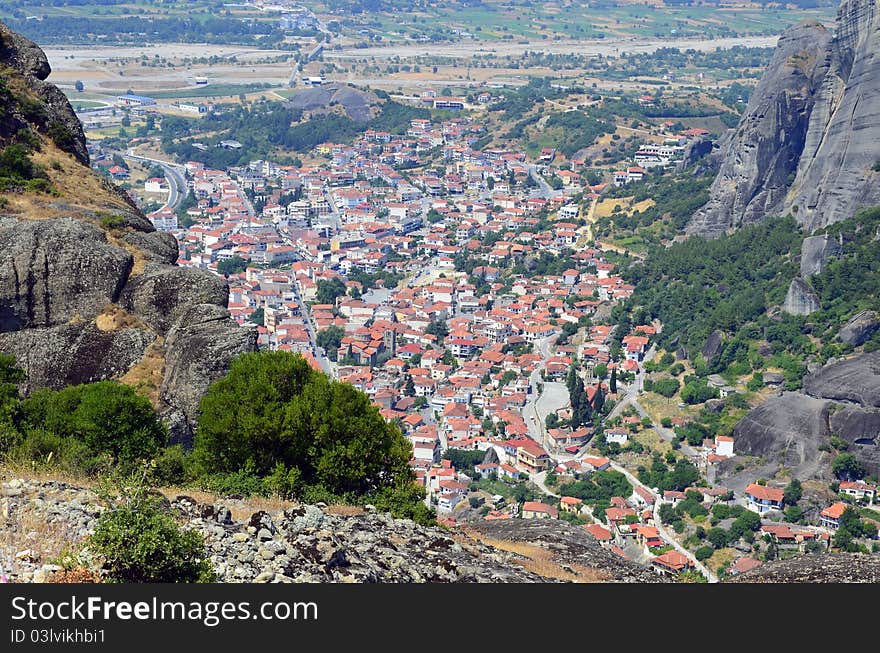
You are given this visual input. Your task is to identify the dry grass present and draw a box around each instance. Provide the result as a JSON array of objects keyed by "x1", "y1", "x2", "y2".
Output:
[
  {"x1": 460, "y1": 530, "x2": 613, "y2": 582},
  {"x1": 119, "y1": 336, "x2": 165, "y2": 408},
  {"x1": 1, "y1": 497, "x2": 86, "y2": 571},
  {"x1": 708, "y1": 547, "x2": 737, "y2": 574},
  {"x1": 95, "y1": 303, "x2": 148, "y2": 332}
]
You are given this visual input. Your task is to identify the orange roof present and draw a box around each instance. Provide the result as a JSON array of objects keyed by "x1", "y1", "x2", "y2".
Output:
[
  {"x1": 821, "y1": 502, "x2": 847, "y2": 519},
  {"x1": 653, "y1": 551, "x2": 691, "y2": 571},
  {"x1": 584, "y1": 524, "x2": 612, "y2": 540},
  {"x1": 745, "y1": 483, "x2": 784, "y2": 503}
]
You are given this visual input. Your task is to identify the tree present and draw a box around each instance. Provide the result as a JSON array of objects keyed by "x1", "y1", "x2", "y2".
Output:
[
  {"x1": 316, "y1": 326, "x2": 345, "y2": 361},
  {"x1": 22, "y1": 381, "x2": 167, "y2": 469},
  {"x1": 706, "y1": 527, "x2": 729, "y2": 549},
  {"x1": 75, "y1": 80, "x2": 84, "y2": 92},
  {"x1": 425, "y1": 319, "x2": 449, "y2": 341},
  {"x1": 248, "y1": 308, "x2": 264, "y2": 326},
  {"x1": 783, "y1": 478, "x2": 802, "y2": 505},
  {"x1": 194, "y1": 351, "x2": 419, "y2": 503},
  {"x1": 609, "y1": 367, "x2": 617, "y2": 393},
  {"x1": 88, "y1": 475, "x2": 214, "y2": 583},
  {"x1": 0, "y1": 353, "x2": 25, "y2": 451},
  {"x1": 652, "y1": 378, "x2": 680, "y2": 398},
  {"x1": 593, "y1": 363, "x2": 608, "y2": 379},
  {"x1": 695, "y1": 545, "x2": 714, "y2": 561},
  {"x1": 832, "y1": 453, "x2": 865, "y2": 481},
  {"x1": 315, "y1": 277, "x2": 347, "y2": 306},
  {"x1": 217, "y1": 256, "x2": 248, "y2": 276}
]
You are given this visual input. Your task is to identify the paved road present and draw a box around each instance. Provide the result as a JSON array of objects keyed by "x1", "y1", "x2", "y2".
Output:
[
  {"x1": 605, "y1": 460, "x2": 718, "y2": 583},
  {"x1": 291, "y1": 285, "x2": 334, "y2": 378},
  {"x1": 123, "y1": 151, "x2": 188, "y2": 212}
]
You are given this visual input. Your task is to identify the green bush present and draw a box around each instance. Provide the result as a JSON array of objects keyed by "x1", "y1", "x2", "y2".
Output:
[
  {"x1": 193, "y1": 351, "x2": 426, "y2": 519},
  {"x1": 89, "y1": 491, "x2": 215, "y2": 583},
  {"x1": 22, "y1": 381, "x2": 167, "y2": 470},
  {"x1": 695, "y1": 545, "x2": 714, "y2": 561}
]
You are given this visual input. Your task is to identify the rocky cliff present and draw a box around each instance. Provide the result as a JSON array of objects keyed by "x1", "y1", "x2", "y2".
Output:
[
  {"x1": 0, "y1": 22, "x2": 256, "y2": 438},
  {"x1": 728, "y1": 552, "x2": 880, "y2": 582},
  {"x1": 688, "y1": 0, "x2": 880, "y2": 237},
  {"x1": 1, "y1": 479, "x2": 664, "y2": 583},
  {"x1": 729, "y1": 351, "x2": 880, "y2": 480}
]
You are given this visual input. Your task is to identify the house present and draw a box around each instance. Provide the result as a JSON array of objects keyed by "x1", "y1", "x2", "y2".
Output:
[
  {"x1": 605, "y1": 428, "x2": 629, "y2": 446},
  {"x1": 521, "y1": 501, "x2": 558, "y2": 520},
  {"x1": 437, "y1": 492, "x2": 463, "y2": 512},
  {"x1": 729, "y1": 557, "x2": 763, "y2": 576},
  {"x1": 820, "y1": 502, "x2": 848, "y2": 530},
  {"x1": 663, "y1": 490, "x2": 687, "y2": 505},
  {"x1": 744, "y1": 483, "x2": 784, "y2": 515},
  {"x1": 634, "y1": 525, "x2": 664, "y2": 550},
  {"x1": 582, "y1": 456, "x2": 611, "y2": 472},
  {"x1": 517, "y1": 443, "x2": 550, "y2": 474},
  {"x1": 651, "y1": 551, "x2": 694, "y2": 577},
  {"x1": 498, "y1": 463, "x2": 521, "y2": 481},
  {"x1": 474, "y1": 462, "x2": 499, "y2": 479},
  {"x1": 715, "y1": 435, "x2": 734, "y2": 457},
  {"x1": 584, "y1": 523, "x2": 613, "y2": 549},
  {"x1": 559, "y1": 496, "x2": 583, "y2": 514},
  {"x1": 839, "y1": 480, "x2": 876, "y2": 503}
]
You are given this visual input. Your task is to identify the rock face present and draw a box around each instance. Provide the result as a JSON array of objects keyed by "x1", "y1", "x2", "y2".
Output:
[
  {"x1": 0, "y1": 24, "x2": 88, "y2": 165},
  {"x1": 1, "y1": 480, "x2": 664, "y2": 583},
  {"x1": 782, "y1": 277, "x2": 821, "y2": 315},
  {"x1": 836, "y1": 310, "x2": 879, "y2": 346},
  {"x1": 0, "y1": 22, "x2": 256, "y2": 434},
  {"x1": 800, "y1": 233, "x2": 842, "y2": 277},
  {"x1": 687, "y1": 21, "x2": 832, "y2": 237},
  {"x1": 729, "y1": 553, "x2": 880, "y2": 583},
  {"x1": 701, "y1": 329, "x2": 724, "y2": 363},
  {"x1": 732, "y1": 351, "x2": 880, "y2": 478},
  {"x1": 787, "y1": 0, "x2": 880, "y2": 231},
  {"x1": 688, "y1": 0, "x2": 880, "y2": 236},
  {"x1": 161, "y1": 304, "x2": 259, "y2": 442}
]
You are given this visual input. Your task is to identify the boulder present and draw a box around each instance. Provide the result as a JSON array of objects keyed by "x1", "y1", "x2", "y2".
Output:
[
  {"x1": 802, "y1": 350, "x2": 880, "y2": 407},
  {"x1": 800, "y1": 234, "x2": 841, "y2": 278},
  {"x1": 733, "y1": 392, "x2": 831, "y2": 472},
  {"x1": 120, "y1": 264, "x2": 228, "y2": 334},
  {"x1": 0, "y1": 323, "x2": 154, "y2": 393},
  {"x1": 161, "y1": 304, "x2": 258, "y2": 433},
  {"x1": 782, "y1": 278, "x2": 821, "y2": 315},
  {"x1": 0, "y1": 217, "x2": 133, "y2": 331},
  {"x1": 836, "y1": 310, "x2": 879, "y2": 346},
  {"x1": 701, "y1": 329, "x2": 724, "y2": 363}
]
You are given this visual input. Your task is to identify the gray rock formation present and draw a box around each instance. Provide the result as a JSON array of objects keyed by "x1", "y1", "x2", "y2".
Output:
[
  {"x1": 782, "y1": 277, "x2": 821, "y2": 315},
  {"x1": 800, "y1": 233, "x2": 841, "y2": 277},
  {"x1": 786, "y1": 0, "x2": 880, "y2": 231},
  {"x1": 731, "y1": 351, "x2": 880, "y2": 478},
  {"x1": 836, "y1": 310, "x2": 879, "y2": 346},
  {"x1": 733, "y1": 392, "x2": 831, "y2": 466},
  {"x1": 687, "y1": 20, "x2": 832, "y2": 237},
  {"x1": 674, "y1": 137, "x2": 716, "y2": 174},
  {"x1": 702, "y1": 329, "x2": 724, "y2": 363},
  {"x1": 0, "y1": 22, "x2": 257, "y2": 433},
  {"x1": 0, "y1": 323, "x2": 155, "y2": 393},
  {"x1": 803, "y1": 350, "x2": 880, "y2": 407},
  {"x1": 1, "y1": 480, "x2": 665, "y2": 583},
  {"x1": 0, "y1": 22, "x2": 88, "y2": 165},
  {"x1": 161, "y1": 304, "x2": 258, "y2": 434},
  {"x1": 120, "y1": 264, "x2": 229, "y2": 334},
  {"x1": 729, "y1": 553, "x2": 880, "y2": 583},
  {"x1": 0, "y1": 217, "x2": 133, "y2": 331},
  {"x1": 689, "y1": 0, "x2": 880, "y2": 236}
]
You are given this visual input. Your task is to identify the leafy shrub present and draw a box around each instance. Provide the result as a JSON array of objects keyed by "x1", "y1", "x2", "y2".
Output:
[
  {"x1": 695, "y1": 545, "x2": 714, "y2": 561},
  {"x1": 89, "y1": 485, "x2": 215, "y2": 583},
  {"x1": 21, "y1": 381, "x2": 167, "y2": 471}
]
